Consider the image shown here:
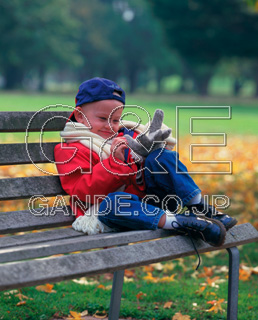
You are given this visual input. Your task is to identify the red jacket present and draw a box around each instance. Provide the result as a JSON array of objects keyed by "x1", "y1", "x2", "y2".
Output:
[{"x1": 54, "y1": 131, "x2": 146, "y2": 218}]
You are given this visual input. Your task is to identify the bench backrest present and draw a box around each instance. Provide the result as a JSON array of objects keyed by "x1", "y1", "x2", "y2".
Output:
[{"x1": 0, "y1": 111, "x2": 74, "y2": 234}]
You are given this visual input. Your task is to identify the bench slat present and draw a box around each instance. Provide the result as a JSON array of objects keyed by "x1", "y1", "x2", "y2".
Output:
[
  {"x1": 0, "y1": 142, "x2": 58, "y2": 165},
  {"x1": 0, "y1": 229, "x2": 174, "y2": 263},
  {"x1": 0, "y1": 223, "x2": 257, "y2": 291},
  {"x1": 0, "y1": 112, "x2": 70, "y2": 132},
  {"x1": 0, "y1": 227, "x2": 82, "y2": 249},
  {"x1": 0, "y1": 176, "x2": 66, "y2": 200},
  {"x1": 0, "y1": 207, "x2": 74, "y2": 234}
]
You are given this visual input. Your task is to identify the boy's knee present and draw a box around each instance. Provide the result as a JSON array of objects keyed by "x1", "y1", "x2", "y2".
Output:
[{"x1": 145, "y1": 148, "x2": 178, "y2": 169}]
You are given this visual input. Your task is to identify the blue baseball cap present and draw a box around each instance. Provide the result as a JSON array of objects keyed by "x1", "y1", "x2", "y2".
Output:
[{"x1": 69, "y1": 77, "x2": 125, "y2": 122}]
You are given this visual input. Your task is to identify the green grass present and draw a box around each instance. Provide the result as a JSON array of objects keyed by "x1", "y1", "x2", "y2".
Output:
[
  {"x1": 0, "y1": 243, "x2": 257, "y2": 320},
  {"x1": 0, "y1": 91, "x2": 258, "y2": 137}
]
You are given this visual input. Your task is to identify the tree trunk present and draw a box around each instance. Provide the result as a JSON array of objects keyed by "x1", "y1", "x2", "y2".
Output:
[
  {"x1": 156, "y1": 72, "x2": 162, "y2": 93},
  {"x1": 38, "y1": 66, "x2": 46, "y2": 92},
  {"x1": 128, "y1": 68, "x2": 138, "y2": 94},
  {"x1": 194, "y1": 73, "x2": 212, "y2": 96},
  {"x1": 233, "y1": 79, "x2": 242, "y2": 96},
  {"x1": 3, "y1": 65, "x2": 24, "y2": 90},
  {"x1": 252, "y1": 65, "x2": 258, "y2": 98},
  {"x1": 254, "y1": 77, "x2": 258, "y2": 98}
]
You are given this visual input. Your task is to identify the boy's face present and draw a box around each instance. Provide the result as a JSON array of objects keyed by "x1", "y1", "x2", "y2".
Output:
[{"x1": 74, "y1": 99, "x2": 123, "y2": 139}]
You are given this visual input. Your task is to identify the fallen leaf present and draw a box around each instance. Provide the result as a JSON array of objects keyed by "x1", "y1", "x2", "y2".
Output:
[
  {"x1": 163, "y1": 262, "x2": 175, "y2": 273},
  {"x1": 80, "y1": 310, "x2": 88, "y2": 316},
  {"x1": 15, "y1": 293, "x2": 33, "y2": 301},
  {"x1": 124, "y1": 269, "x2": 136, "y2": 278},
  {"x1": 52, "y1": 312, "x2": 61, "y2": 318},
  {"x1": 239, "y1": 269, "x2": 251, "y2": 281},
  {"x1": 93, "y1": 310, "x2": 107, "y2": 318},
  {"x1": 204, "y1": 251, "x2": 220, "y2": 258},
  {"x1": 16, "y1": 301, "x2": 26, "y2": 306},
  {"x1": 214, "y1": 265, "x2": 228, "y2": 273},
  {"x1": 136, "y1": 291, "x2": 146, "y2": 300},
  {"x1": 4, "y1": 289, "x2": 18, "y2": 295},
  {"x1": 195, "y1": 286, "x2": 206, "y2": 295},
  {"x1": 143, "y1": 265, "x2": 154, "y2": 272},
  {"x1": 69, "y1": 310, "x2": 82, "y2": 319},
  {"x1": 73, "y1": 278, "x2": 99, "y2": 286},
  {"x1": 192, "y1": 302, "x2": 198, "y2": 310},
  {"x1": 198, "y1": 266, "x2": 214, "y2": 278},
  {"x1": 152, "y1": 262, "x2": 163, "y2": 271},
  {"x1": 36, "y1": 283, "x2": 56, "y2": 293},
  {"x1": 205, "y1": 291, "x2": 217, "y2": 299},
  {"x1": 124, "y1": 276, "x2": 134, "y2": 283},
  {"x1": 103, "y1": 273, "x2": 113, "y2": 280},
  {"x1": 251, "y1": 266, "x2": 258, "y2": 274},
  {"x1": 143, "y1": 272, "x2": 159, "y2": 283},
  {"x1": 206, "y1": 299, "x2": 225, "y2": 314},
  {"x1": 97, "y1": 284, "x2": 106, "y2": 290},
  {"x1": 163, "y1": 301, "x2": 173, "y2": 309},
  {"x1": 159, "y1": 274, "x2": 176, "y2": 282},
  {"x1": 172, "y1": 312, "x2": 191, "y2": 320},
  {"x1": 248, "y1": 306, "x2": 253, "y2": 310},
  {"x1": 176, "y1": 258, "x2": 188, "y2": 272}
]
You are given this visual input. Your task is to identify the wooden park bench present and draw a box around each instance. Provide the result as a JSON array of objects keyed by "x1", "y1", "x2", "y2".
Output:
[{"x1": 0, "y1": 110, "x2": 258, "y2": 320}]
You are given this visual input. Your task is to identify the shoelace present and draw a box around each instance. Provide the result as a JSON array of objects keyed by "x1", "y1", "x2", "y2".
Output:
[{"x1": 172, "y1": 221, "x2": 201, "y2": 270}]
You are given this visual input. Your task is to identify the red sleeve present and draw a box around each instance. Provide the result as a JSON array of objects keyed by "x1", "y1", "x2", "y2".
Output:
[{"x1": 54, "y1": 142, "x2": 135, "y2": 204}]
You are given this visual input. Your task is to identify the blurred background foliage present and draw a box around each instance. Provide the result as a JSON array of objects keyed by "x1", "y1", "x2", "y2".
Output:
[{"x1": 1, "y1": 0, "x2": 258, "y2": 96}]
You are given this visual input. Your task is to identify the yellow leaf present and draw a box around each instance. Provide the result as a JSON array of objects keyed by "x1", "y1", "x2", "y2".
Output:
[
  {"x1": 143, "y1": 272, "x2": 159, "y2": 283},
  {"x1": 163, "y1": 262, "x2": 175, "y2": 272},
  {"x1": 159, "y1": 274, "x2": 176, "y2": 282},
  {"x1": 172, "y1": 312, "x2": 191, "y2": 320},
  {"x1": 69, "y1": 311, "x2": 82, "y2": 319},
  {"x1": 124, "y1": 276, "x2": 134, "y2": 283},
  {"x1": 248, "y1": 306, "x2": 254, "y2": 310},
  {"x1": 196, "y1": 286, "x2": 206, "y2": 294},
  {"x1": 35, "y1": 283, "x2": 56, "y2": 293},
  {"x1": 163, "y1": 301, "x2": 173, "y2": 309}
]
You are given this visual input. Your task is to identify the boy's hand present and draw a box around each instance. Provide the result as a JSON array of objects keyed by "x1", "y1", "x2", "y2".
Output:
[
  {"x1": 110, "y1": 137, "x2": 128, "y2": 161},
  {"x1": 125, "y1": 109, "x2": 171, "y2": 157}
]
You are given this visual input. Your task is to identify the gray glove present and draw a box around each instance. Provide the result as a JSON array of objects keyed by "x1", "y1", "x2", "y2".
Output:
[{"x1": 124, "y1": 109, "x2": 171, "y2": 157}]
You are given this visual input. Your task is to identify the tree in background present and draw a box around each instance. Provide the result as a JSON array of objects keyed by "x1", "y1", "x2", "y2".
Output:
[
  {"x1": 149, "y1": 0, "x2": 258, "y2": 95},
  {"x1": 0, "y1": 0, "x2": 181, "y2": 93},
  {"x1": 0, "y1": 0, "x2": 80, "y2": 90}
]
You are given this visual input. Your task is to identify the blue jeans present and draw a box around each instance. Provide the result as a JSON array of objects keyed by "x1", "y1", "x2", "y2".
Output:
[{"x1": 98, "y1": 148, "x2": 201, "y2": 231}]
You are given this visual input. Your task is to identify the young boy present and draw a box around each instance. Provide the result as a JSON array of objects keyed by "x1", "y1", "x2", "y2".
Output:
[{"x1": 54, "y1": 77, "x2": 237, "y2": 248}]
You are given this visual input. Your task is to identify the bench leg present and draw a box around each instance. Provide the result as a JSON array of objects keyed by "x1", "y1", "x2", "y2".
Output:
[
  {"x1": 109, "y1": 270, "x2": 124, "y2": 320},
  {"x1": 227, "y1": 247, "x2": 240, "y2": 320}
]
